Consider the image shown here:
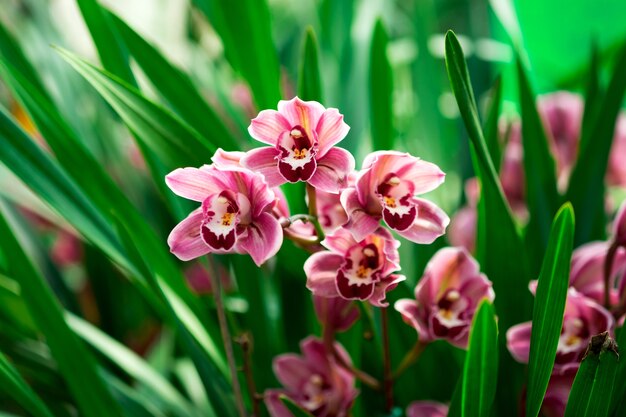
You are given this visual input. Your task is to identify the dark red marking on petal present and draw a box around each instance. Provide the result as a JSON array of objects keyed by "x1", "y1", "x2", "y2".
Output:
[
  {"x1": 336, "y1": 270, "x2": 375, "y2": 300},
  {"x1": 278, "y1": 157, "x2": 317, "y2": 183},
  {"x1": 201, "y1": 223, "x2": 236, "y2": 250},
  {"x1": 382, "y1": 205, "x2": 416, "y2": 231}
]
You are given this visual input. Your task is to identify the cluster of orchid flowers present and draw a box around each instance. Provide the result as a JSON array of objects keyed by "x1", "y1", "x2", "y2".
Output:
[{"x1": 165, "y1": 96, "x2": 626, "y2": 417}]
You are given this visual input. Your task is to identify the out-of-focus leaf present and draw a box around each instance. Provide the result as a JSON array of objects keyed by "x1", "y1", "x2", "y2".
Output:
[
  {"x1": 580, "y1": 41, "x2": 600, "y2": 148},
  {"x1": 107, "y1": 11, "x2": 237, "y2": 150},
  {"x1": 609, "y1": 327, "x2": 626, "y2": 415},
  {"x1": 566, "y1": 41, "x2": 626, "y2": 245},
  {"x1": 369, "y1": 18, "x2": 393, "y2": 151},
  {"x1": 445, "y1": 30, "x2": 532, "y2": 417},
  {"x1": 444, "y1": 30, "x2": 532, "y2": 330},
  {"x1": 0, "y1": 206, "x2": 123, "y2": 417},
  {"x1": 66, "y1": 313, "x2": 200, "y2": 417},
  {"x1": 298, "y1": 27, "x2": 323, "y2": 103},
  {"x1": 280, "y1": 395, "x2": 315, "y2": 416},
  {"x1": 113, "y1": 218, "x2": 234, "y2": 417},
  {"x1": 55, "y1": 48, "x2": 215, "y2": 170},
  {"x1": 105, "y1": 373, "x2": 167, "y2": 417},
  {"x1": 517, "y1": 58, "x2": 560, "y2": 274},
  {"x1": 460, "y1": 301, "x2": 498, "y2": 417},
  {"x1": 526, "y1": 203, "x2": 574, "y2": 417},
  {"x1": 0, "y1": 351, "x2": 54, "y2": 417},
  {"x1": 482, "y1": 76, "x2": 503, "y2": 170},
  {"x1": 192, "y1": 0, "x2": 281, "y2": 109},
  {"x1": 74, "y1": 0, "x2": 135, "y2": 85},
  {"x1": 564, "y1": 333, "x2": 619, "y2": 417}
]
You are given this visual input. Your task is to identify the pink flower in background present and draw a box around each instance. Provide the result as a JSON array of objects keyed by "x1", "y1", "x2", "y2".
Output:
[
  {"x1": 613, "y1": 199, "x2": 626, "y2": 246},
  {"x1": 313, "y1": 295, "x2": 360, "y2": 333},
  {"x1": 395, "y1": 247, "x2": 494, "y2": 348},
  {"x1": 507, "y1": 289, "x2": 614, "y2": 374},
  {"x1": 305, "y1": 227, "x2": 404, "y2": 306},
  {"x1": 242, "y1": 97, "x2": 354, "y2": 193},
  {"x1": 608, "y1": 115, "x2": 626, "y2": 187},
  {"x1": 539, "y1": 373, "x2": 575, "y2": 417},
  {"x1": 50, "y1": 230, "x2": 83, "y2": 267},
  {"x1": 341, "y1": 151, "x2": 448, "y2": 244},
  {"x1": 265, "y1": 337, "x2": 357, "y2": 417},
  {"x1": 569, "y1": 242, "x2": 626, "y2": 306},
  {"x1": 166, "y1": 164, "x2": 282, "y2": 266},
  {"x1": 406, "y1": 401, "x2": 449, "y2": 417},
  {"x1": 183, "y1": 262, "x2": 233, "y2": 295}
]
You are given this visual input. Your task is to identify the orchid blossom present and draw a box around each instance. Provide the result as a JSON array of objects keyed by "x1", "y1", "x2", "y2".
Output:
[{"x1": 242, "y1": 97, "x2": 354, "y2": 194}]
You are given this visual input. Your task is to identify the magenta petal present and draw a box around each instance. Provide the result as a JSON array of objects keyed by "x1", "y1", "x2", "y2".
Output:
[
  {"x1": 614, "y1": 199, "x2": 626, "y2": 245},
  {"x1": 264, "y1": 391, "x2": 293, "y2": 417},
  {"x1": 273, "y1": 355, "x2": 311, "y2": 389},
  {"x1": 370, "y1": 274, "x2": 406, "y2": 307},
  {"x1": 336, "y1": 270, "x2": 375, "y2": 301},
  {"x1": 238, "y1": 212, "x2": 283, "y2": 266},
  {"x1": 165, "y1": 167, "x2": 221, "y2": 202},
  {"x1": 308, "y1": 147, "x2": 355, "y2": 193},
  {"x1": 394, "y1": 299, "x2": 431, "y2": 340},
  {"x1": 506, "y1": 322, "x2": 532, "y2": 364},
  {"x1": 399, "y1": 159, "x2": 446, "y2": 195},
  {"x1": 249, "y1": 109, "x2": 291, "y2": 145},
  {"x1": 167, "y1": 209, "x2": 210, "y2": 261},
  {"x1": 316, "y1": 108, "x2": 350, "y2": 157},
  {"x1": 322, "y1": 227, "x2": 358, "y2": 254},
  {"x1": 277, "y1": 97, "x2": 325, "y2": 132},
  {"x1": 341, "y1": 188, "x2": 381, "y2": 242},
  {"x1": 396, "y1": 198, "x2": 450, "y2": 244},
  {"x1": 211, "y1": 148, "x2": 245, "y2": 168},
  {"x1": 304, "y1": 252, "x2": 344, "y2": 297},
  {"x1": 241, "y1": 147, "x2": 286, "y2": 188},
  {"x1": 406, "y1": 401, "x2": 449, "y2": 417}
]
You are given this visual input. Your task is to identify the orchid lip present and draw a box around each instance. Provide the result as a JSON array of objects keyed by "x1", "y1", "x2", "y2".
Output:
[{"x1": 200, "y1": 191, "x2": 240, "y2": 250}]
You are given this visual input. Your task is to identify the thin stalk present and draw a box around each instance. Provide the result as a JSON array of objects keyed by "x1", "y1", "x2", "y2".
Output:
[
  {"x1": 306, "y1": 183, "x2": 325, "y2": 241},
  {"x1": 236, "y1": 332, "x2": 260, "y2": 417},
  {"x1": 603, "y1": 242, "x2": 619, "y2": 308},
  {"x1": 381, "y1": 307, "x2": 393, "y2": 412},
  {"x1": 392, "y1": 340, "x2": 428, "y2": 379},
  {"x1": 333, "y1": 346, "x2": 381, "y2": 390},
  {"x1": 208, "y1": 257, "x2": 247, "y2": 417}
]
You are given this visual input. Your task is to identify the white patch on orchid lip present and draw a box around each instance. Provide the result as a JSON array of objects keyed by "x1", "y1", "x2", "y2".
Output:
[
  {"x1": 282, "y1": 149, "x2": 315, "y2": 169},
  {"x1": 557, "y1": 317, "x2": 585, "y2": 354},
  {"x1": 302, "y1": 373, "x2": 326, "y2": 411},
  {"x1": 205, "y1": 196, "x2": 239, "y2": 237},
  {"x1": 435, "y1": 309, "x2": 464, "y2": 328}
]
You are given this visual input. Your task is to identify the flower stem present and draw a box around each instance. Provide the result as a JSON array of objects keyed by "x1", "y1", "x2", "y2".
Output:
[
  {"x1": 381, "y1": 307, "x2": 393, "y2": 412},
  {"x1": 392, "y1": 340, "x2": 427, "y2": 379},
  {"x1": 333, "y1": 345, "x2": 381, "y2": 390},
  {"x1": 603, "y1": 242, "x2": 619, "y2": 308},
  {"x1": 235, "y1": 332, "x2": 260, "y2": 417},
  {"x1": 208, "y1": 258, "x2": 247, "y2": 417},
  {"x1": 306, "y1": 183, "x2": 325, "y2": 242}
]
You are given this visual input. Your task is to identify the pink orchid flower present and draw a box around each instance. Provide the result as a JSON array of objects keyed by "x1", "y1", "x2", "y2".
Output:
[
  {"x1": 304, "y1": 227, "x2": 405, "y2": 306},
  {"x1": 241, "y1": 97, "x2": 354, "y2": 193},
  {"x1": 165, "y1": 162, "x2": 282, "y2": 266},
  {"x1": 569, "y1": 241, "x2": 626, "y2": 306},
  {"x1": 313, "y1": 295, "x2": 360, "y2": 333},
  {"x1": 265, "y1": 337, "x2": 357, "y2": 417},
  {"x1": 395, "y1": 247, "x2": 495, "y2": 349},
  {"x1": 608, "y1": 115, "x2": 626, "y2": 187},
  {"x1": 341, "y1": 151, "x2": 448, "y2": 243},
  {"x1": 507, "y1": 289, "x2": 614, "y2": 374},
  {"x1": 406, "y1": 401, "x2": 449, "y2": 417}
]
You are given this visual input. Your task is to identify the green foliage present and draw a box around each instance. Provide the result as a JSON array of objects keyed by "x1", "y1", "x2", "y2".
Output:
[{"x1": 369, "y1": 18, "x2": 394, "y2": 151}]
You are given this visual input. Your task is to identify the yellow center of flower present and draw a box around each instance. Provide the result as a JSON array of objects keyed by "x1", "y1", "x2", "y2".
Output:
[
  {"x1": 356, "y1": 265, "x2": 371, "y2": 279},
  {"x1": 221, "y1": 212, "x2": 234, "y2": 226},
  {"x1": 565, "y1": 335, "x2": 582, "y2": 347},
  {"x1": 293, "y1": 148, "x2": 308, "y2": 159},
  {"x1": 384, "y1": 196, "x2": 397, "y2": 208}
]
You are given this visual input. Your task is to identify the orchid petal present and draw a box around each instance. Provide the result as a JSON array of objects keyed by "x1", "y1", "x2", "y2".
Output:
[
  {"x1": 316, "y1": 108, "x2": 350, "y2": 157},
  {"x1": 249, "y1": 109, "x2": 291, "y2": 145},
  {"x1": 167, "y1": 208, "x2": 210, "y2": 261},
  {"x1": 308, "y1": 147, "x2": 355, "y2": 193},
  {"x1": 506, "y1": 322, "x2": 532, "y2": 364},
  {"x1": 273, "y1": 355, "x2": 311, "y2": 390},
  {"x1": 238, "y1": 212, "x2": 283, "y2": 266},
  {"x1": 277, "y1": 97, "x2": 325, "y2": 136},
  {"x1": 241, "y1": 147, "x2": 285, "y2": 188},
  {"x1": 370, "y1": 274, "x2": 406, "y2": 307},
  {"x1": 304, "y1": 252, "x2": 343, "y2": 297},
  {"x1": 395, "y1": 198, "x2": 450, "y2": 244},
  {"x1": 165, "y1": 167, "x2": 221, "y2": 202},
  {"x1": 340, "y1": 188, "x2": 381, "y2": 242}
]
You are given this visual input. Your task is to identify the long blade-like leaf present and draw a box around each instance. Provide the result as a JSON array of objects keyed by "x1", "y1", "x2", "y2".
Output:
[
  {"x1": 461, "y1": 301, "x2": 498, "y2": 417},
  {"x1": 526, "y1": 203, "x2": 575, "y2": 417},
  {"x1": 369, "y1": 18, "x2": 394, "y2": 151},
  {"x1": 0, "y1": 204, "x2": 123, "y2": 417},
  {"x1": 482, "y1": 76, "x2": 503, "y2": 169},
  {"x1": 0, "y1": 351, "x2": 54, "y2": 417},
  {"x1": 298, "y1": 27, "x2": 323, "y2": 103}
]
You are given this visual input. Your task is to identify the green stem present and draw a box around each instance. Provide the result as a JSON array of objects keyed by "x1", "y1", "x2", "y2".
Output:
[
  {"x1": 603, "y1": 242, "x2": 619, "y2": 309},
  {"x1": 381, "y1": 307, "x2": 393, "y2": 412},
  {"x1": 392, "y1": 340, "x2": 428, "y2": 379}
]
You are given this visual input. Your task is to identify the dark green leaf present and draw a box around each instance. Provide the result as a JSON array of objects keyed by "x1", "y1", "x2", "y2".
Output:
[
  {"x1": 609, "y1": 326, "x2": 626, "y2": 415},
  {"x1": 55, "y1": 47, "x2": 215, "y2": 170},
  {"x1": 0, "y1": 205, "x2": 123, "y2": 417},
  {"x1": 107, "y1": 10, "x2": 238, "y2": 150},
  {"x1": 564, "y1": 333, "x2": 619, "y2": 417},
  {"x1": 298, "y1": 27, "x2": 323, "y2": 102},
  {"x1": 580, "y1": 40, "x2": 600, "y2": 149},
  {"x1": 280, "y1": 394, "x2": 316, "y2": 416},
  {"x1": 460, "y1": 301, "x2": 498, "y2": 417},
  {"x1": 0, "y1": 351, "x2": 54, "y2": 417},
  {"x1": 526, "y1": 203, "x2": 575, "y2": 417},
  {"x1": 517, "y1": 58, "x2": 560, "y2": 274},
  {"x1": 566, "y1": 41, "x2": 626, "y2": 245},
  {"x1": 192, "y1": 0, "x2": 281, "y2": 109},
  {"x1": 482, "y1": 76, "x2": 503, "y2": 170},
  {"x1": 369, "y1": 18, "x2": 393, "y2": 151}
]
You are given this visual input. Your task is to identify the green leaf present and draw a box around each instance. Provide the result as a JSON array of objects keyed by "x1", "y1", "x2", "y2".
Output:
[
  {"x1": 66, "y1": 313, "x2": 200, "y2": 417},
  {"x1": 192, "y1": 0, "x2": 281, "y2": 109},
  {"x1": 580, "y1": 41, "x2": 600, "y2": 149},
  {"x1": 74, "y1": 0, "x2": 135, "y2": 85},
  {"x1": 107, "y1": 10, "x2": 238, "y2": 150},
  {"x1": 55, "y1": 47, "x2": 215, "y2": 170},
  {"x1": 369, "y1": 18, "x2": 394, "y2": 151},
  {"x1": 0, "y1": 351, "x2": 54, "y2": 417},
  {"x1": 525, "y1": 203, "x2": 575, "y2": 417},
  {"x1": 0, "y1": 205, "x2": 123, "y2": 417},
  {"x1": 444, "y1": 30, "x2": 532, "y2": 330},
  {"x1": 298, "y1": 27, "x2": 323, "y2": 102},
  {"x1": 565, "y1": 41, "x2": 626, "y2": 245},
  {"x1": 609, "y1": 326, "x2": 626, "y2": 415},
  {"x1": 460, "y1": 301, "x2": 498, "y2": 417},
  {"x1": 280, "y1": 395, "x2": 316, "y2": 417},
  {"x1": 482, "y1": 76, "x2": 503, "y2": 170},
  {"x1": 564, "y1": 332, "x2": 619, "y2": 417},
  {"x1": 517, "y1": 58, "x2": 561, "y2": 273}
]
